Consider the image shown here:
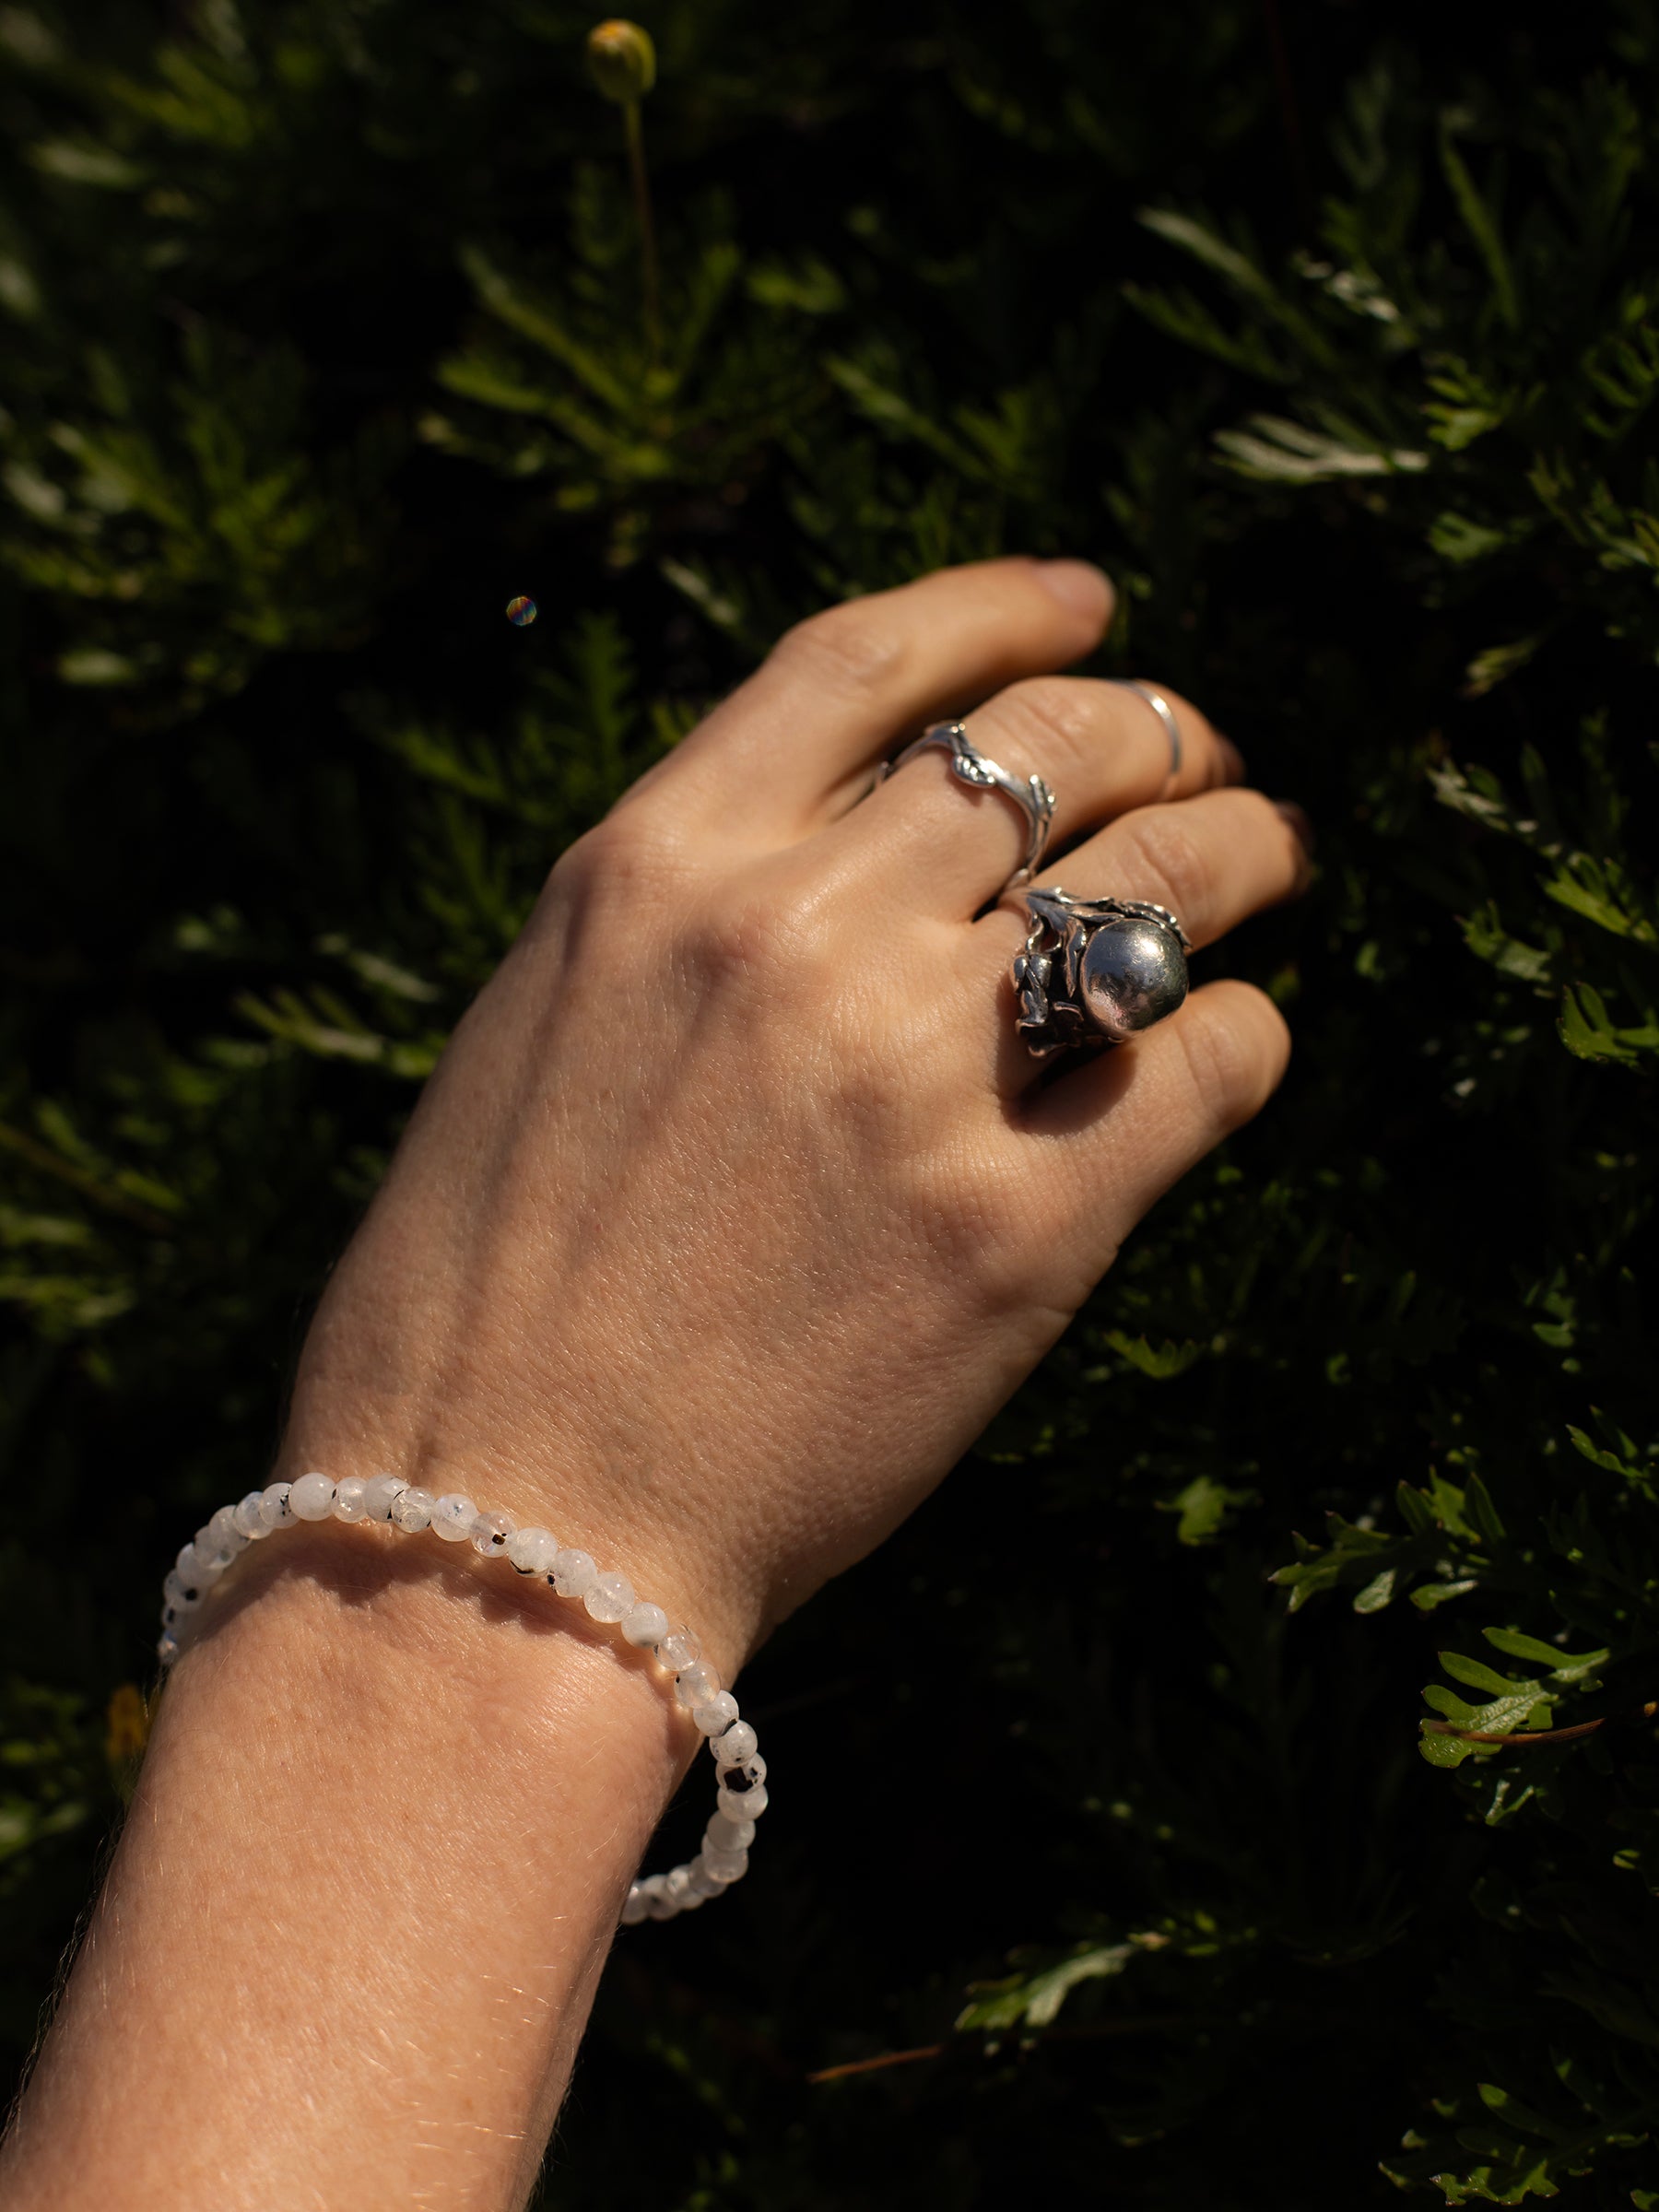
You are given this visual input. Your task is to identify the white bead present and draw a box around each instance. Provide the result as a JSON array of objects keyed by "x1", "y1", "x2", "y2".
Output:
[
  {"x1": 709, "y1": 1719, "x2": 758, "y2": 1765},
  {"x1": 621, "y1": 1602, "x2": 669, "y2": 1648},
  {"x1": 289, "y1": 1472, "x2": 335, "y2": 1522},
  {"x1": 641, "y1": 1876, "x2": 677, "y2": 1922},
  {"x1": 692, "y1": 1692, "x2": 739, "y2": 1737},
  {"x1": 157, "y1": 1631, "x2": 180, "y2": 1667},
  {"x1": 231, "y1": 1491, "x2": 267, "y2": 1540},
  {"x1": 552, "y1": 1547, "x2": 597, "y2": 1598},
  {"x1": 392, "y1": 1485, "x2": 434, "y2": 1533},
  {"x1": 675, "y1": 1661, "x2": 721, "y2": 1709},
  {"x1": 362, "y1": 1473, "x2": 406, "y2": 1523},
  {"x1": 506, "y1": 1525, "x2": 558, "y2": 1575},
  {"x1": 584, "y1": 1571, "x2": 633, "y2": 1623},
  {"x1": 718, "y1": 1783, "x2": 767, "y2": 1820},
  {"x1": 175, "y1": 1544, "x2": 218, "y2": 1587},
  {"x1": 207, "y1": 1504, "x2": 246, "y2": 1553},
  {"x1": 704, "y1": 1813, "x2": 755, "y2": 1853},
  {"x1": 259, "y1": 1482, "x2": 293, "y2": 1529},
  {"x1": 194, "y1": 1525, "x2": 234, "y2": 1570},
  {"x1": 471, "y1": 1509, "x2": 515, "y2": 1558},
  {"x1": 664, "y1": 1865, "x2": 697, "y2": 1905},
  {"x1": 620, "y1": 1884, "x2": 649, "y2": 1927},
  {"x1": 716, "y1": 1748, "x2": 766, "y2": 1789},
  {"x1": 676, "y1": 1883, "x2": 707, "y2": 1912},
  {"x1": 700, "y1": 1845, "x2": 748, "y2": 1886},
  {"x1": 431, "y1": 1493, "x2": 477, "y2": 1542},
  {"x1": 333, "y1": 1476, "x2": 370, "y2": 1522},
  {"x1": 659, "y1": 1628, "x2": 701, "y2": 1671},
  {"x1": 162, "y1": 1569, "x2": 200, "y2": 1612},
  {"x1": 688, "y1": 1863, "x2": 724, "y2": 1899}
]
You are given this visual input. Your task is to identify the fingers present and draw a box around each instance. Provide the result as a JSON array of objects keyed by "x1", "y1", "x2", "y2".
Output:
[
  {"x1": 961, "y1": 785, "x2": 1307, "y2": 1102},
  {"x1": 1037, "y1": 785, "x2": 1311, "y2": 951},
  {"x1": 1022, "y1": 980, "x2": 1292, "y2": 1260},
  {"x1": 839, "y1": 675, "x2": 1241, "y2": 913},
  {"x1": 630, "y1": 558, "x2": 1114, "y2": 846}
]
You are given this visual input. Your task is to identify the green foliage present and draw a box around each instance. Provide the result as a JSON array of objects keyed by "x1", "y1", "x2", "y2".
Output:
[{"x1": 4, "y1": 2, "x2": 1659, "y2": 2204}]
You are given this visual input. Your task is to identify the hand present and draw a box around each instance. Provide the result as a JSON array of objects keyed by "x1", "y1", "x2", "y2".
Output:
[{"x1": 283, "y1": 557, "x2": 1305, "y2": 1675}]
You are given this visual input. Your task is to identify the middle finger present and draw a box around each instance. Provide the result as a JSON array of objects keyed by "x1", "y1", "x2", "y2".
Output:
[{"x1": 829, "y1": 675, "x2": 1241, "y2": 917}]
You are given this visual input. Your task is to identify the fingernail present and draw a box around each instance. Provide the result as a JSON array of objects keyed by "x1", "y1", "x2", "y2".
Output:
[
  {"x1": 1032, "y1": 558, "x2": 1114, "y2": 624},
  {"x1": 1273, "y1": 798, "x2": 1315, "y2": 853}
]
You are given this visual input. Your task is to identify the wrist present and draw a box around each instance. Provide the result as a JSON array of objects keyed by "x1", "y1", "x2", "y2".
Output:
[{"x1": 270, "y1": 1413, "x2": 766, "y2": 1683}]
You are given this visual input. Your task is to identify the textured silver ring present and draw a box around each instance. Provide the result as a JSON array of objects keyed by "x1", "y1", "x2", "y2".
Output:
[
  {"x1": 876, "y1": 721, "x2": 1055, "y2": 891},
  {"x1": 1010, "y1": 887, "x2": 1192, "y2": 1059},
  {"x1": 1112, "y1": 680, "x2": 1182, "y2": 794}
]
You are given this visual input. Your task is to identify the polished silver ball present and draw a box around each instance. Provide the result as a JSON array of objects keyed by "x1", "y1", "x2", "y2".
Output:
[{"x1": 1078, "y1": 916, "x2": 1189, "y2": 1043}]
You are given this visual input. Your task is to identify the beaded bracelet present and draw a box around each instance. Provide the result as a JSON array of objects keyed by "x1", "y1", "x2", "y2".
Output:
[{"x1": 155, "y1": 1472, "x2": 766, "y2": 1925}]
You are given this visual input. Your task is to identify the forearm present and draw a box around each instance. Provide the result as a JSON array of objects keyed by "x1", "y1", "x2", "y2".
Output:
[{"x1": 0, "y1": 1522, "x2": 696, "y2": 2212}]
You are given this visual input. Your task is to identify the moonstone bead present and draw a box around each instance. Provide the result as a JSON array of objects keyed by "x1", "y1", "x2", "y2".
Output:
[
  {"x1": 641, "y1": 1876, "x2": 677, "y2": 1922},
  {"x1": 717, "y1": 1783, "x2": 768, "y2": 1821},
  {"x1": 194, "y1": 1524, "x2": 234, "y2": 1571},
  {"x1": 208, "y1": 1504, "x2": 246, "y2": 1553},
  {"x1": 231, "y1": 1491, "x2": 267, "y2": 1539},
  {"x1": 552, "y1": 1547, "x2": 597, "y2": 1598},
  {"x1": 259, "y1": 1482, "x2": 293, "y2": 1530},
  {"x1": 709, "y1": 1719, "x2": 758, "y2": 1764},
  {"x1": 704, "y1": 1813, "x2": 756, "y2": 1853},
  {"x1": 162, "y1": 1569, "x2": 200, "y2": 1612},
  {"x1": 392, "y1": 1485, "x2": 434, "y2": 1533},
  {"x1": 584, "y1": 1571, "x2": 633, "y2": 1623},
  {"x1": 431, "y1": 1493, "x2": 477, "y2": 1542},
  {"x1": 471, "y1": 1509, "x2": 515, "y2": 1558},
  {"x1": 700, "y1": 1845, "x2": 748, "y2": 1885},
  {"x1": 621, "y1": 1602, "x2": 669, "y2": 1649},
  {"x1": 289, "y1": 1472, "x2": 336, "y2": 1522},
  {"x1": 692, "y1": 1692, "x2": 739, "y2": 1737},
  {"x1": 688, "y1": 1862, "x2": 724, "y2": 1899},
  {"x1": 659, "y1": 1628, "x2": 701, "y2": 1671},
  {"x1": 333, "y1": 1476, "x2": 370, "y2": 1522},
  {"x1": 175, "y1": 1543, "x2": 218, "y2": 1586},
  {"x1": 157, "y1": 1631, "x2": 180, "y2": 1666},
  {"x1": 675, "y1": 1661, "x2": 721, "y2": 1709},
  {"x1": 506, "y1": 1525, "x2": 558, "y2": 1576},
  {"x1": 362, "y1": 1473, "x2": 406, "y2": 1523},
  {"x1": 620, "y1": 1884, "x2": 649, "y2": 1927}
]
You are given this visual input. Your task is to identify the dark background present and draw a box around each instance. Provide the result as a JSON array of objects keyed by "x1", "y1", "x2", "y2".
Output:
[{"x1": 3, "y1": 2, "x2": 1658, "y2": 2202}]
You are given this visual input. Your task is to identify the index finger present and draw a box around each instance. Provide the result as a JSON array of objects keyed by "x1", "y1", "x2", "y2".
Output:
[{"x1": 629, "y1": 557, "x2": 1114, "y2": 845}]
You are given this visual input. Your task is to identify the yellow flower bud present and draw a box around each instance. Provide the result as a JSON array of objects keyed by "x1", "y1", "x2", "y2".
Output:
[
  {"x1": 586, "y1": 19, "x2": 656, "y2": 103},
  {"x1": 105, "y1": 1681, "x2": 149, "y2": 1768}
]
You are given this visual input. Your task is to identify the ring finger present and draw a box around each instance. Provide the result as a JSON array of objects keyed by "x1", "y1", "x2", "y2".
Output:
[
  {"x1": 840, "y1": 675, "x2": 1241, "y2": 915},
  {"x1": 970, "y1": 784, "x2": 1311, "y2": 1099}
]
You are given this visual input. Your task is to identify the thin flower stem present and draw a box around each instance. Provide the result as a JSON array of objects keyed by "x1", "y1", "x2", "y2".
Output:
[{"x1": 623, "y1": 98, "x2": 661, "y2": 365}]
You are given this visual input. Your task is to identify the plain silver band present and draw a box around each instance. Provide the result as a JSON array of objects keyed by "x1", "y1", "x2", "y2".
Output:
[
  {"x1": 875, "y1": 721, "x2": 1056, "y2": 890},
  {"x1": 1112, "y1": 680, "x2": 1182, "y2": 792}
]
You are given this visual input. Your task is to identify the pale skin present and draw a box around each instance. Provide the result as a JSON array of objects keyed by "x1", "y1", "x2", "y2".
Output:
[{"x1": 0, "y1": 557, "x2": 1308, "y2": 2209}]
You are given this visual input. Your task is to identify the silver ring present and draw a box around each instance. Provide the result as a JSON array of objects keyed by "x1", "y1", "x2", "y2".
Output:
[
  {"x1": 1112, "y1": 680, "x2": 1182, "y2": 793},
  {"x1": 1010, "y1": 888, "x2": 1191, "y2": 1059},
  {"x1": 876, "y1": 721, "x2": 1055, "y2": 891}
]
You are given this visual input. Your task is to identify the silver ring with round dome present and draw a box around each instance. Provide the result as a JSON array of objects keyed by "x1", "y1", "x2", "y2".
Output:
[{"x1": 1010, "y1": 888, "x2": 1192, "y2": 1058}]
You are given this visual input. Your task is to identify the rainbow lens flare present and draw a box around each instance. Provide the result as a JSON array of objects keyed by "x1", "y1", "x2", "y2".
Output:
[{"x1": 505, "y1": 595, "x2": 538, "y2": 628}]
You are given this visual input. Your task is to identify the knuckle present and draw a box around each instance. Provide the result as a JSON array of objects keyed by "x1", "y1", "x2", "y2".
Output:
[
  {"x1": 1117, "y1": 807, "x2": 1214, "y2": 924},
  {"x1": 908, "y1": 1147, "x2": 1040, "y2": 1302},
  {"x1": 771, "y1": 601, "x2": 909, "y2": 694},
  {"x1": 989, "y1": 676, "x2": 1099, "y2": 773},
  {"x1": 685, "y1": 882, "x2": 837, "y2": 1008}
]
